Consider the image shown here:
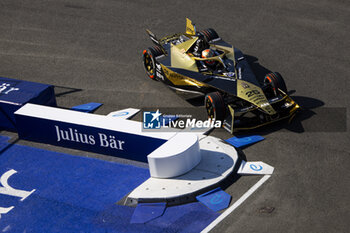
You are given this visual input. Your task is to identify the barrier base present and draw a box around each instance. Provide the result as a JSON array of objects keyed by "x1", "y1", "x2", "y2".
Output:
[{"x1": 124, "y1": 135, "x2": 239, "y2": 206}]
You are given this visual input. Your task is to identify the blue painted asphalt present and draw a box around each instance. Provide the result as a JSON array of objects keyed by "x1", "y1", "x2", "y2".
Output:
[{"x1": 0, "y1": 135, "x2": 219, "y2": 232}]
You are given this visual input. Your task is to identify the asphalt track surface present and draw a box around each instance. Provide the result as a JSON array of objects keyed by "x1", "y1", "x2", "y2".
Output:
[{"x1": 0, "y1": 0, "x2": 349, "y2": 232}]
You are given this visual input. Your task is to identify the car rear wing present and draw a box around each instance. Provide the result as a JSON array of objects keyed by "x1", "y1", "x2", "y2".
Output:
[{"x1": 145, "y1": 29, "x2": 167, "y2": 55}]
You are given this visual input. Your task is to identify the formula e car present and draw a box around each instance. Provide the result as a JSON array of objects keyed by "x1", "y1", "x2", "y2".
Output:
[{"x1": 142, "y1": 18, "x2": 299, "y2": 133}]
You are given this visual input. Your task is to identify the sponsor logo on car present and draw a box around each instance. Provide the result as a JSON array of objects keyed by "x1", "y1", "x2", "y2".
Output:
[
  {"x1": 241, "y1": 83, "x2": 250, "y2": 89},
  {"x1": 238, "y1": 67, "x2": 242, "y2": 79},
  {"x1": 213, "y1": 76, "x2": 236, "y2": 81},
  {"x1": 155, "y1": 64, "x2": 165, "y2": 80}
]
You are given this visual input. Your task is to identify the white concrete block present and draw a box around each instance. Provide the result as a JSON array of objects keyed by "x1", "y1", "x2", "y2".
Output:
[{"x1": 147, "y1": 133, "x2": 201, "y2": 178}]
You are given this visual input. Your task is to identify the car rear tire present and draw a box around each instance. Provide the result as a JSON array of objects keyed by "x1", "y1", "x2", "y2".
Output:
[
  {"x1": 199, "y1": 28, "x2": 219, "y2": 42},
  {"x1": 142, "y1": 46, "x2": 163, "y2": 80},
  {"x1": 264, "y1": 72, "x2": 287, "y2": 96},
  {"x1": 205, "y1": 92, "x2": 226, "y2": 122}
]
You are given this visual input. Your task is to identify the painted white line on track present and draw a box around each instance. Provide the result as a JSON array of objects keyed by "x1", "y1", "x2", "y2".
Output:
[{"x1": 201, "y1": 175, "x2": 271, "y2": 233}]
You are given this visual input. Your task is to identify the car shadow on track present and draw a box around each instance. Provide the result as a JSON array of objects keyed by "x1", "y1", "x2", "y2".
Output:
[
  {"x1": 186, "y1": 54, "x2": 328, "y2": 135},
  {"x1": 231, "y1": 95, "x2": 327, "y2": 136}
]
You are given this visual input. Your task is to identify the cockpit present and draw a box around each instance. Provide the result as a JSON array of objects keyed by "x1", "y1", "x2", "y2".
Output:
[{"x1": 162, "y1": 33, "x2": 237, "y2": 77}]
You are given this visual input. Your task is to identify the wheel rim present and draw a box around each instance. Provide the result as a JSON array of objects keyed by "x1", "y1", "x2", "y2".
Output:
[
  {"x1": 265, "y1": 74, "x2": 277, "y2": 97},
  {"x1": 143, "y1": 51, "x2": 155, "y2": 78},
  {"x1": 206, "y1": 97, "x2": 215, "y2": 119}
]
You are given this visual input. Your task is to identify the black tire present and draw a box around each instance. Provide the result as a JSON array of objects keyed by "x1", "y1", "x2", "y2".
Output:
[
  {"x1": 264, "y1": 72, "x2": 287, "y2": 96},
  {"x1": 142, "y1": 46, "x2": 163, "y2": 80},
  {"x1": 199, "y1": 28, "x2": 219, "y2": 42},
  {"x1": 204, "y1": 92, "x2": 226, "y2": 122}
]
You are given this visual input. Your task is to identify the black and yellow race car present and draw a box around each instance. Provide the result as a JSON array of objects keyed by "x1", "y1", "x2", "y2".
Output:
[{"x1": 142, "y1": 18, "x2": 299, "y2": 133}]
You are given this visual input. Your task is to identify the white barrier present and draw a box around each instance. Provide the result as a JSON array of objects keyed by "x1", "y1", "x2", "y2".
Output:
[
  {"x1": 14, "y1": 104, "x2": 201, "y2": 178},
  {"x1": 148, "y1": 133, "x2": 200, "y2": 178}
]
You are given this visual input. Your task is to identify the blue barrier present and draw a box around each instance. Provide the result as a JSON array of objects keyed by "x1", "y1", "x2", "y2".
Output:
[
  {"x1": 196, "y1": 187, "x2": 231, "y2": 212},
  {"x1": 0, "y1": 77, "x2": 56, "y2": 130},
  {"x1": 71, "y1": 102, "x2": 103, "y2": 113},
  {"x1": 225, "y1": 135, "x2": 265, "y2": 148},
  {"x1": 15, "y1": 104, "x2": 174, "y2": 162},
  {"x1": 130, "y1": 203, "x2": 166, "y2": 224}
]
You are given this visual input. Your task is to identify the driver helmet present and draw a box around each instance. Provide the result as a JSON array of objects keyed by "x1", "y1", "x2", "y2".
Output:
[{"x1": 201, "y1": 49, "x2": 216, "y2": 65}]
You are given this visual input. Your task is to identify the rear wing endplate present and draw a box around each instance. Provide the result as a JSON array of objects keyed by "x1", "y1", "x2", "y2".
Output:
[
  {"x1": 185, "y1": 18, "x2": 196, "y2": 36},
  {"x1": 145, "y1": 29, "x2": 167, "y2": 55}
]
